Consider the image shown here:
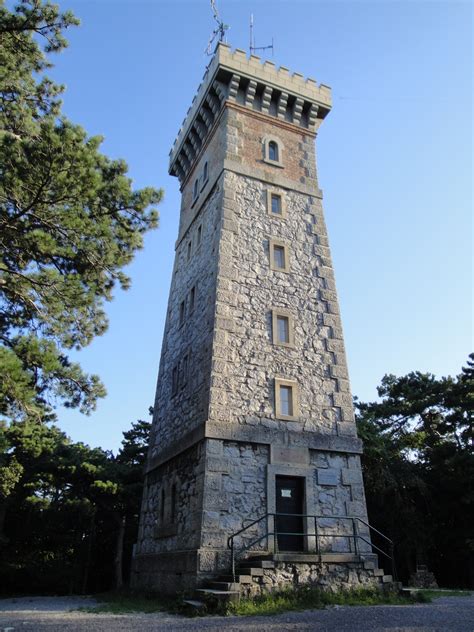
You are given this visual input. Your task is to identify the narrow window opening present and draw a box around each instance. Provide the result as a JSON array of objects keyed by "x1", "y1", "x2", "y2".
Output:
[
  {"x1": 271, "y1": 193, "x2": 282, "y2": 215},
  {"x1": 197, "y1": 225, "x2": 202, "y2": 246},
  {"x1": 273, "y1": 244, "x2": 286, "y2": 270},
  {"x1": 277, "y1": 315, "x2": 290, "y2": 344},
  {"x1": 187, "y1": 241, "x2": 192, "y2": 261},
  {"x1": 268, "y1": 140, "x2": 279, "y2": 162},
  {"x1": 203, "y1": 162, "x2": 208, "y2": 182},
  {"x1": 189, "y1": 286, "x2": 196, "y2": 312},
  {"x1": 279, "y1": 385, "x2": 294, "y2": 417},
  {"x1": 171, "y1": 484, "x2": 177, "y2": 522},
  {"x1": 181, "y1": 353, "x2": 189, "y2": 388},
  {"x1": 160, "y1": 489, "x2": 165, "y2": 521},
  {"x1": 193, "y1": 178, "x2": 199, "y2": 200},
  {"x1": 171, "y1": 366, "x2": 178, "y2": 395},
  {"x1": 179, "y1": 300, "x2": 185, "y2": 326}
]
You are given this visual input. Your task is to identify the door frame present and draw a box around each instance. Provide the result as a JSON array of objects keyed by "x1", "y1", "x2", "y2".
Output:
[{"x1": 267, "y1": 464, "x2": 317, "y2": 553}]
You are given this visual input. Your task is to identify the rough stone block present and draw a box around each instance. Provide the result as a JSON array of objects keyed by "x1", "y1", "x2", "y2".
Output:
[{"x1": 342, "y1": 468, "x2": 363, "y2": 486}]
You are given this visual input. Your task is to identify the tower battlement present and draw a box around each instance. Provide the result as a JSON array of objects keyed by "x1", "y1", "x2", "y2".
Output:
[{"x1": 169, "y1": 43, "x2": 332, "y2": 185}]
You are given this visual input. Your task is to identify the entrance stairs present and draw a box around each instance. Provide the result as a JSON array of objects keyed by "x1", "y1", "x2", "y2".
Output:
[{"x1": 183, "y1": 552, "x2": 400, "y2": 610}]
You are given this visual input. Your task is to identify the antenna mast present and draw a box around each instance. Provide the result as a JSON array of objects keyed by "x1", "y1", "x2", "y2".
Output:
[
  {"x1": 205, "y1": 0, "x2": 230, "y2": 56},
  {"x1": 249, "y1": 13, "x2": 274, "y2": 57}
]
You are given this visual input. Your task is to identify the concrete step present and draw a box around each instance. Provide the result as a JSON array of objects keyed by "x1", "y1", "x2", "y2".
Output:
[
  {"x1": 238, "y1": 567, "x2": 264, "y2": 577},
  {"x1": 195, "y1": 588, "x2": 240, "y2": 602},
  {"x1": 207, "y1": 581, "x2": 241, "y2": 591},
  {"x1": 182, "y1": 599, "x2": 206, "y2": 610},
  {"x1": 219, "y1": 574, "x2": 253, "y2": 584},
  {"x1": 319, "y1": 553, "x2": 359, "y2": 563},
  {"x1": 239, "y1": 560, "x2": 275, "y2": 569}
]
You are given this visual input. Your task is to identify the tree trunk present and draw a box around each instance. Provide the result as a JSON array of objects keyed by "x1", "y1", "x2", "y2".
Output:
[
  {"x1": 81, "y1": 510, "x2": 96, "y2": 594},
  {"x1": 0, "y1": 502, "x2": 8, "y2": 546},
  {"x1": 114, "y1": 514, "x2": 126, "y2": 590}
]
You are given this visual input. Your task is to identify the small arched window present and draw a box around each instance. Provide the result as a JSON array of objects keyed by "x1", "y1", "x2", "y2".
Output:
[
  {"x1": 193, "y1": 178, "x2": 199, "y2": 200},
  {"x1": 268, "y1": 140, "x2": 279, "y2": 162},
  {"x1": 203, "y1": 161, "x2": 208, "y2": 183}
]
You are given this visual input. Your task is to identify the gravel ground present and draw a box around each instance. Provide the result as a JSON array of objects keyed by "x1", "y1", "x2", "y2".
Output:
[{"x1": 0, "y1": 594, "x2": 473, "y2": 631}]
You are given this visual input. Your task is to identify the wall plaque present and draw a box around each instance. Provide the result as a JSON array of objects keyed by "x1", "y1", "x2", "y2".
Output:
[{"x1": 317, "y1": 468, "x2": 339, "y2": 486}]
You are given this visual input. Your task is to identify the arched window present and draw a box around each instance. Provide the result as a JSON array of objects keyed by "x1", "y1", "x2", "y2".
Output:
[{"x1": 268, "y1": 140, "x2": 279, "y2": 162}]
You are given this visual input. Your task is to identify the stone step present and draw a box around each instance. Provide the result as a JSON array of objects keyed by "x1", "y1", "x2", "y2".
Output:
[
  {"x1": 364, "y1": 561, "x2": 376, "y2": 570},
  {"x1": 320, "y1": 553, "x2": 359, "y2": 563},
  {"x1": 238, "y1": 567, "x2": 264, "y2": 577},
  {"x1": 182, "y1": 599, "x2": 206, "y2": 610},
  {"x1": 195, "y1": 588, "x2": 240, "y2": 602},
  {"x1": 239, "y1": 560, "x2": 275, "y2": 569},
  {"x1": 382, "y1": 575, "x2": 393, "y2": 583},
  {"x1": 267, "y1": 553, "x2": 360, "y2": 564},
  {"x1": 207, "y1": 581, "x2": 241, "y2": 591},
  {"x1": 219, "y1": 574, "x2": 253, "y2": 584},
  {"x1": 374, "y1": 568, "x2": 384, "y2": 577}
]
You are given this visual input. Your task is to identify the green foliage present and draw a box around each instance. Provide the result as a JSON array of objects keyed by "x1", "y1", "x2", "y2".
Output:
[
  {"x1": 0, "y1": 1, "x2": 163, "y2": 422},
  {"x1": 223, "y1": 586, "x2": 426, "y2": 617},
  {"x1": 0, "y1": 417, "x2": 151, "y2": 594},
  {"x1": 356, "y1": 353, "x2": 474, "y2": 588}
]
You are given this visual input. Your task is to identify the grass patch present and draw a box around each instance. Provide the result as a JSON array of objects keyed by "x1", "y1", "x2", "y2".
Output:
[
  {"x1": 76, "y1": 586, "x2": 471, "y2": 617},
  {"x1": 223, "y1": 586, "x2": 428, "y2": 617},
  {"x1": 77, "y1": 590, "x2": 181, "y2": 614}
]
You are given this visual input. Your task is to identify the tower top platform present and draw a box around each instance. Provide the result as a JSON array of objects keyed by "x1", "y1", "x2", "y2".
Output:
[{"x1": 169, "y1": 43, "x2": 332, "y2": 184}]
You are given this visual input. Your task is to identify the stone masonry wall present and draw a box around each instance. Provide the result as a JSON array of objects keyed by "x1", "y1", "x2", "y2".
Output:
[
  {"x1": 207, "y1": 106, "x2": 356, "y2": 439},
  {"x1": 197, "y1": 438, "x2": 269, "y2": 577},
  {"x1": 209, "y1": 168, "x2": 354, "y2": 435},
  {"x1": 135, "y1": 441, "x2": 205, "y2": 557},
  {"x1": 148, "y1": 177, "x2": 224, "y2": 460},
  {"x1": 242, "y1": 561, "x2": 381, "y2": 597}
]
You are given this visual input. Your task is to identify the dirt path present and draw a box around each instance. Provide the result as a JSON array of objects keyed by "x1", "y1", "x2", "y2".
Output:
[{"x1": 0, "y1": 594, "x2": 473, "y2": 631}]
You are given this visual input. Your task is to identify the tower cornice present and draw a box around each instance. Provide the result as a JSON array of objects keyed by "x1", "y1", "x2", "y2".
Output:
[{"x1": 169, "y1": 43, "x2": 332, "y2": 184}]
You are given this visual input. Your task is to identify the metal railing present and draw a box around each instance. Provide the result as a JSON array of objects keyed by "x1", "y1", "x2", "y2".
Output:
[{"x1": 227, "y1": 513, "x2": 396, "y2": 581}]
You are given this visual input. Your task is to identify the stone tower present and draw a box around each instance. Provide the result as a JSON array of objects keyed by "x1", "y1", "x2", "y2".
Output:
[{"x1": 132, "y1": 44, "x2": 376, "y2": 594}]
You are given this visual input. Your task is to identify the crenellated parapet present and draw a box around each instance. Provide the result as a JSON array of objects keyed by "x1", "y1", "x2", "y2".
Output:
[{"x1": 169, "y1": 43, "x2": 332, "y2": 185}]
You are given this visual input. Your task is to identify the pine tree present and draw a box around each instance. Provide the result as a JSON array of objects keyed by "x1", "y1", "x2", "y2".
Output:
[{"x1": 0, "y1": 1, "x2": 163, "y2": 422}]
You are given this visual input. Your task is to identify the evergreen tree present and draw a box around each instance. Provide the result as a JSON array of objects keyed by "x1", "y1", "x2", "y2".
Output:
[
  {"x1": 0, "y1": 0, "x2": 162, "y2": 422},
  {"x1": 0, "y1": 417, "x2": 150, "y2": 594},
  {"x1": 356, "y1": 354, "x2": 474, "y2": 588}
]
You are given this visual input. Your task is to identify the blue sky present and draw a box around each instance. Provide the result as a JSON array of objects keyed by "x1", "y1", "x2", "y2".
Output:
[{"x1": 45, "y1": 0, "x2": 472, "y2": 452}]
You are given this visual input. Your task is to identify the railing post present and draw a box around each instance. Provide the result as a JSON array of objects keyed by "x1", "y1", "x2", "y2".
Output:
[
  {"x1": 390, "y1": 542, "x2": 397, "y2": 581},
  {"x1": 314, "y1": 515, "x2": 319, "y2": 554},
  {"x1": 231, "y1": 538, "x2": 235, "y2": 580},
  {"x1": 352, "y1": 518, "x2": 358, "y2": 556},
  {"x1": 274, "y1": 513, "x2": 278, "y2": 554}
]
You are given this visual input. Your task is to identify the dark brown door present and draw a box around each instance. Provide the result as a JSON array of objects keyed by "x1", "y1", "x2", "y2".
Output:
[{"x1": 275, "y1": 476, "x2": 304, "y2": 551}]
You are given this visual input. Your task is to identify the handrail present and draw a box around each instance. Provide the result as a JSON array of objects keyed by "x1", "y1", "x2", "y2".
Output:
[{"x1": 227, "y1": 512, "x2": 396, "y2": 582}]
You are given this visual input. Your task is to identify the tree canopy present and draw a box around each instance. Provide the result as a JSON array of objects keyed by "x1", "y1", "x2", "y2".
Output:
[
  {"x1": 0, "y1": 416, "x2": 151, "y2": 594},
  {"x1": 0, "y1": 0, "x2": 163, "y2": 422},
  {"x1": 356, "y1": 354, "x2": 473, "y2": 588}
]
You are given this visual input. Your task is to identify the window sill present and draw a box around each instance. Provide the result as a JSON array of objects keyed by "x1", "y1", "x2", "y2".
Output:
[{"x1": 263, "y1": 158, "x2": 284, "y2": 169}]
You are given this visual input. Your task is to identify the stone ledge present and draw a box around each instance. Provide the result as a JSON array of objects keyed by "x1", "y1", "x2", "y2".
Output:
[{"x1": 146, "y1": 421, "x2": 363, "y2": 474}]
